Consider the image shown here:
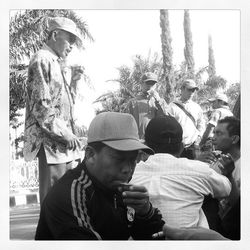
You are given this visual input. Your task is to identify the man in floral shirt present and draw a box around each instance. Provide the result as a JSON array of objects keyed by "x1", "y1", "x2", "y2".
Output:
[{"x1": 24, "y1": 17, "x2": 84, "y2": 202}]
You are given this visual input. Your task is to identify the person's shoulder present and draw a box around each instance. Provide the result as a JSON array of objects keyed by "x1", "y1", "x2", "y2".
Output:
[
  {"x1": 180, "y1": 158, "x2": 211, "y2": 173},
  {"x1": 190, "y1": 100, "x2": 201, "y2": 107},
  {"x1": 46, "y1": 166, "x2": 85, "y2": 202},
  {"x1": 30, "y1": 46, "x2": 55, "y2": 64},
  {"x1": 168, "y1": 101, "x2": 178, "y2": 108}
]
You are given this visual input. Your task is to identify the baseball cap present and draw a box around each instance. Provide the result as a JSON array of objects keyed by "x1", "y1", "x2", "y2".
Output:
[
  {"x1": 145, "y1": 116, "x2": 183, "y2": 145},
  {"x1": 142, "y1": 72, "x2": 158, "y2": 83},
  {"x1": 182, "y1": 79, "x2": 199, "y2": 90},
  {"x1": 48, "y1": 17, "x2": 82, "y2": 43},
  {"x1": 208, "y1": 93, "x2": 228, "y2": 104},
  {"x1": 87, "y1": 112, "x2": 154, "y2": 154}
]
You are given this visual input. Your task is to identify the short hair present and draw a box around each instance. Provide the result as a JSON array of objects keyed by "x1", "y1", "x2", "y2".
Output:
[
  {"x1": 146, "y1": 141, "x2": 182, "y2": 155},
  {"x1": 218, "y1": 116, "x2": 240, "y2": 148}
]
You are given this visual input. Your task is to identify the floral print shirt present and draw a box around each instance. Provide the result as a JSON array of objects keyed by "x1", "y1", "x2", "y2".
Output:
[{"x1": 23, "y1": 44, "x2": 82, "y2": 164}]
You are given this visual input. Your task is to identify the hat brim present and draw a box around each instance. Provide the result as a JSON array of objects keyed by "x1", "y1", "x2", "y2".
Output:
[
  {"x1": 186, "y1": 86, "x2": 199, "y2": 90},
  {"x1": 144, "y1": 79, "x2": 157, "y2": 83},
  {"x1": 65, "y1": 29, "x2": 82, "y2": 43},
  {"x1": 102, "y1": 139, "x2": 154, "y2": 155}
]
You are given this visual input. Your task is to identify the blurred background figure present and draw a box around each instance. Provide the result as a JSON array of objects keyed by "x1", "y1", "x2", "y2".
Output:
[
  {"x1": 126, "y1": 72, "x2": 167, "y2": 140},
  {"x1": 200, "y1": 93, "x2": 233, "y2": 150}
]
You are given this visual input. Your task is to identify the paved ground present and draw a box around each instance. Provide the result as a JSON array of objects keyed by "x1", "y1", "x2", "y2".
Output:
[{"x1": 10, "y1": 204, "x2": 40, "y2": 240}]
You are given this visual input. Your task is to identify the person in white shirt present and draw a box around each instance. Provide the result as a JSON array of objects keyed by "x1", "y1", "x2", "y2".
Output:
[
  {"x1": 130, "y1": 115, "x2": 231, "y2": 228},
  {"x1": 167, "y1": 79, "x2": 205, "y2": 159},
  {"x1": 200, "y1": 93, "x2": 234, "y2": 149}
]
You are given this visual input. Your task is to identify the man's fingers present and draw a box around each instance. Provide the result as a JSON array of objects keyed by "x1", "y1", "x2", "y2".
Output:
[
  {"x1": 122, "y1": 190, "x2": 149, "y2": 199},
  {"x1": 126, "y1": 184, "x2": 148, "y2": 192}
]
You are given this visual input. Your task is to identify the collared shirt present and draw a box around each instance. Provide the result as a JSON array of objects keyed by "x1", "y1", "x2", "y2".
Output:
[
  {"x1": 126, "y1": 93, "x2": 167, "y2": 139},
  {"x1": 167, "y1": 99, "x2": 205, "y2": 147},
  {"x1": 23, "y1": 44, "x2": 82, "y2": 164},
  {"x1": 130, "y1": 153, "x2": 231, "y2": 228}
]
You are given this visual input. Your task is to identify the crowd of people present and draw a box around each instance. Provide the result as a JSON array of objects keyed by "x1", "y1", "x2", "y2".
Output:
[{"x1": 23, "y1": 17, "x2": 240, "y2": 240}]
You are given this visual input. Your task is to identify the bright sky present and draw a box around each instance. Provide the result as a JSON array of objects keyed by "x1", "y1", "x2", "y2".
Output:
[
  {"x1": 65, "y1": 9, "x2": 240, "y2": 126},
  {"x1": 69, "y1": 9, "x2": 240, "y2": 97},
  {"x1": 9, "y1": 9, "x2": 240, "y2": 127}
]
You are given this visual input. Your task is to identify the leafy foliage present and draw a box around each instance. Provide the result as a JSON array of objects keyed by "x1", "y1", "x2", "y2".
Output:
[
  {"x1": 226, "y1": 82, "x2": 240, "y2": 109},
  {"x1": 9, "y1": 64, "x2": 28, "y2": 122},
  {"x1": 95, "y1": 53, "x2": 163, "y2": 113},
  {"x1": 196, "y1": 75, "x2": 227, "y2": 104},
  {"x1": 10, "y1": 9, "x2": 93, "y2": 63}
]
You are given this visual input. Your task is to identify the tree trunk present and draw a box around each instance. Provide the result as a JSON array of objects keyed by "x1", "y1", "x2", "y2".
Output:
[
  {"x1": 160, "y1": 9, "x2": 175, "y2": 103},
  {"x1": 183, "y1": 10, "x2": 195, "y2": 78},
  {"x1": 208, "y1": 35, "x2": 216, "y2": 78}
]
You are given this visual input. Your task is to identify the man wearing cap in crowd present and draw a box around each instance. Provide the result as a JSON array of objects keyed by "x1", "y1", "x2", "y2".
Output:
[
  {"x1": 23, "y1": 17, "x2": 85, "y2": 203},
  {"x1": 166, "y1": 79, "x2": 205, "y2": 159},
  {"x1": 126, "y1": 72, "x2": 167, "y2": 140},
  {"x1": 35, "y1": 112, "x2": 165, "y2": 240},
  {"x1": 130, "y1": 115, "x2": 231, "y2": 229},
  {"x1": 199, "y1": 93, "x2": 234, "y2": 149}
]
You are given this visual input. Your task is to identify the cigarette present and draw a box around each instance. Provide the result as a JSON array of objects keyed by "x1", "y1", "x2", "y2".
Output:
[{"x1": 152, "y1": 231, "x2": 164, "y2": 239}]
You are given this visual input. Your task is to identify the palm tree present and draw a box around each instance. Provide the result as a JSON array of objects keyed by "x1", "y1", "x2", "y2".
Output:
[
  {"x1": 94, "y1": 53, "x2": 163, "y2": 113},
  {"x1": 208, "y1": 35, "x2": 216, "y2": 78},
  {"x1": 159, "y1": 9, "x2": 175, "y2": 103},
  {"x1": 183, "y1": 10, "x2": 195, "y2": 78}
]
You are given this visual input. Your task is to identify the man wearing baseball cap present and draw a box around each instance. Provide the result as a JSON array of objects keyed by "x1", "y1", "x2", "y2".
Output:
[
  {"x1": 130, "y1": 115, "x2": 231, "y2": 229},
  {"x1": 126, "y1": 72, "x2": 168, "y2": 139},
  {"x1": 200, "y1": 93, "x2": 234, "y2": 148},
  {"x1": 35, "y1": 112, "x2": 165, "y2": 240},
  {"x1": 167, "y1": 79, "x2": 205, "y2": 159},
  {"x1": 24, "y1": 16, "x2": 84, "y2": 203}
]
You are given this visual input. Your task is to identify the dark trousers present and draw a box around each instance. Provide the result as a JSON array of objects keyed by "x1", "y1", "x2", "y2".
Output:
[
  {"x1": 37, "y1": 146, "x2": 74, "y2": 204},
  {"x1": 202, "y1": 196, "x2": 220, "y2": 231},
  {"x1": 218, "y1": 197, "x2": 240, "y2": 240}
]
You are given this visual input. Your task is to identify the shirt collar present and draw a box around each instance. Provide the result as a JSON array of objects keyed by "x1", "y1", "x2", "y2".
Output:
[{"x1": 178, "y1": 98, "x2": 192, "y2": 104}]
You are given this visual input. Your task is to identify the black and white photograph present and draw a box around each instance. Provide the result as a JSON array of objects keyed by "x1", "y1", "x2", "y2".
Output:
[{"x1": 2, "y1": 1, "x2": 250, "y2": 250}]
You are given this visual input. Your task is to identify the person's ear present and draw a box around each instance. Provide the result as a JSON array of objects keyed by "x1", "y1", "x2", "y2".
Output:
[
  {"x1": 51, "y1": 30, "x2": 58, "y2": 41},
  {"x1": 178, "y1": 142, "x2": 184, "y2": 157},
  {"x1": 85, "y1": 146, "x2": 97, "y2": 165},
  {"x1": 231, "y1": 135, "x2": 240, "y2": 145}
]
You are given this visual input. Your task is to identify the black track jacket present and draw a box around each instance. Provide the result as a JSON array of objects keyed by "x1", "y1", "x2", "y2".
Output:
[{"x1": 35, "y1": 161, "x2": 165, "y2": 240}]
